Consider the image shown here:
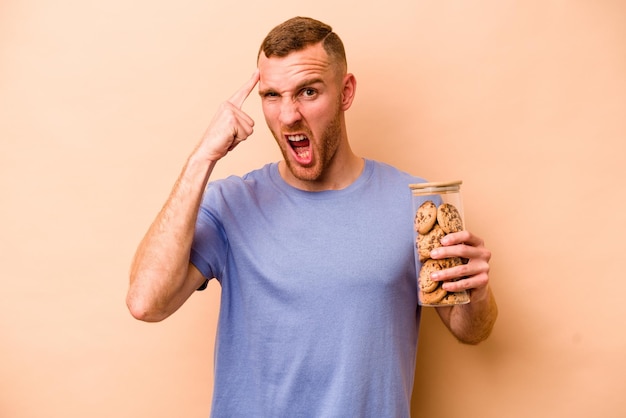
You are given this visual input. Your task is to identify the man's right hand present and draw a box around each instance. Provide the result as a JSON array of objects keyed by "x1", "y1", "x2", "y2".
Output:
[{"x1": 196, "y1": 69, "x2": 260, "y2": 162}]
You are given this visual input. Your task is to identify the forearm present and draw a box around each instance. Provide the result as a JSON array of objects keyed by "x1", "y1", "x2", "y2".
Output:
[
  {"x1": 437, "y1": 285, "x2": 498, "y2": 345},
  {"x1": 127, "y1": 155, "x2": 216, "y2": 321}
]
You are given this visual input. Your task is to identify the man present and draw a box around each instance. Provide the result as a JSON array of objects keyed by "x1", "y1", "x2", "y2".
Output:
[{"x1": 127, "y1": 16, "x2": 497, "y2": 417}]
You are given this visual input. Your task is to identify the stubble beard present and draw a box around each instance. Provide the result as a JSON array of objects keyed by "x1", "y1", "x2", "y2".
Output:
[{"x1": 274, "y1": 113, "x2": 343, "y2": 183}]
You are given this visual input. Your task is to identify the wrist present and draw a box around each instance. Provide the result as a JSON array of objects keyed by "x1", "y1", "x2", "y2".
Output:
[{"x1": 469, "y1": 285, "x2": 491, "y2": 304}]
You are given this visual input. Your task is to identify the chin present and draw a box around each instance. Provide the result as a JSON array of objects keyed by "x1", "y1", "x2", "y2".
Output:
[{"x1": 285, "y1": 160, "x2": 323, "y2": 183}]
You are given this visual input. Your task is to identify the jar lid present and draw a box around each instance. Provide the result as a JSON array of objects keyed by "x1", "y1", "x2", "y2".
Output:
[{"x1": 409, "y1": 180, "x2": 462, "y2": 194}]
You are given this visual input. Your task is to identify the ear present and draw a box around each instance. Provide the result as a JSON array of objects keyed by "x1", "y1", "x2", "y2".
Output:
[{"x1": 340, "y1": 73, "x2": 357, "y2": 111}]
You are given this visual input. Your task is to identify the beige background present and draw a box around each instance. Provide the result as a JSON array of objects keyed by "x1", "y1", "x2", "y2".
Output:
[{"x1": 2, "y1": 0, "x2": 625, "y2": 417}]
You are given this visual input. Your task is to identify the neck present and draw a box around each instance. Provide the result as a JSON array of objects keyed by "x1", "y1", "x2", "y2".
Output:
[{"x1": 279, "y1": 147, "x2": 364, "y2": 192}]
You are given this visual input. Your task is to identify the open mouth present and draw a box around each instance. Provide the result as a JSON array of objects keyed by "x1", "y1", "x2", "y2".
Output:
[{"x1": 287, "y1": 134, "x2": 312, "y2": 163}]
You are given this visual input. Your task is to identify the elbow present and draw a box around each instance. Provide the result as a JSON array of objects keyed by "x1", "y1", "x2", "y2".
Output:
[
  {"x1": 126, "y1": 267, "x2": 195, "y2": 322},
  {"x1": 456, "y1": 330, "x2": 492, "y2": 345},
  {"x1": 126, "y1": 291, "x2": 168, "y2": 323},
  {"x1": 456, "y1": 311, "x2": 498, "y2": 345},
  {"x1": 126, "y1": 266, "x2": 176, "y2": 322},
  {"x1": 453, "y1": 323, "x2": 495, "y2": 345},
  {"x1": 456, "y1": 290, "x2": 498, "y2": 345}
]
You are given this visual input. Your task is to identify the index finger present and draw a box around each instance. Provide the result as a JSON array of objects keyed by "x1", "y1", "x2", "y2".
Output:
[
  {"x1": 228, "y1": 69, "x2": 260, "y2": 109},
  {"x1": 441, "y1": 230, "x2": 482, "y2": 247}
]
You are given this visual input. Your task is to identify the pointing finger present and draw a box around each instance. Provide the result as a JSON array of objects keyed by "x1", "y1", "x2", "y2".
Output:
[{"x1": 228, "y1": 69, "x2": 260, "y2": 109}]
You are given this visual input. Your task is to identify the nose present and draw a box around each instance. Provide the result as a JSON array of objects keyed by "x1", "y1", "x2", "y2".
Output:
[{"x1": 278, "y1": 99, "x2": 302, "y2": 126}]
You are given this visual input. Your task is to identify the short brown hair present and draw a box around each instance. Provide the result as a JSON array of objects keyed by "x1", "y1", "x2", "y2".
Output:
[{"x1": 258, "y1": 17, "x2": 347, "y2": 71}]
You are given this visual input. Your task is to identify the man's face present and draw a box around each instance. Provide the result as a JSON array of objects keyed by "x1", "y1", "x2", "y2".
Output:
[{"x1": 258, "y1": 43, "x2": 346, "y2": 184}]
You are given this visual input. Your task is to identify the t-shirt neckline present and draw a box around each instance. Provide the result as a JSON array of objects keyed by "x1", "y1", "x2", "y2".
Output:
[{"x1": 268, "y1": 159, "x2": 374, "y2": 200}]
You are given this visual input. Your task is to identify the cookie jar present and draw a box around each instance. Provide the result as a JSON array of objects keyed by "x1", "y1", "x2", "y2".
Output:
[{"x1": 409, "y1": 180, "x2": 470, "y2": 307}]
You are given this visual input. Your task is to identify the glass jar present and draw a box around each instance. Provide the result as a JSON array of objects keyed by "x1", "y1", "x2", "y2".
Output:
[{"x1": 409, "y1": 180, "x2": 470, "y2": 307}]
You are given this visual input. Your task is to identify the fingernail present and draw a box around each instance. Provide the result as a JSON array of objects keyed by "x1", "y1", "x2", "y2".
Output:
[{"x1": 430, "y1": 248, "x2": 441, "y2": 258}]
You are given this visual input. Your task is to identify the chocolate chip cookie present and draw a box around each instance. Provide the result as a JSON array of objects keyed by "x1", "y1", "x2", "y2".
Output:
[
  {"x1": 417, "y1": 224, "x2": 445, "y2": 262},
  {"x1": 419, "y1": 285, "x2": 448, "y2": 305},
  {"x1": 418, "y1": 259, "x2": 441, "y2": 293},
  {"x1": 436, "y1": 203, "x2": 464, "y2": 234},
  {"x1": 415, "y1": 200, "x2": 437, "y2": 235}
]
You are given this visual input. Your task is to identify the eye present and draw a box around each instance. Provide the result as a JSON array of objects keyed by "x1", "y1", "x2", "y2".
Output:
[{"x1": 300, "y1": 88, "x2": 317, "y2": 98}]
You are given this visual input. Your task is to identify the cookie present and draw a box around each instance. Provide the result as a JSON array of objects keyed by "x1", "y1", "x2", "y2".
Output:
[
  {"x1": 418, "y1": 259, "x2": 441, "y2": 293},
  {"x1": 417, "y1": 224, "x2": 445, "y2": 262},
  {"x1": 439, "y1": 291, "x2": 470, "y2": 305},
  {"x1": 415, "y1": 200, "x2": 437, "y2": 234},
  {"x1": 438, "y1": 256, "x2": 464, "y2": 269},
  {"x1": 437, "y1": 203, "x2": 464, "y2": 234},
  {"x1": 419, "y1": 285, "x2": 447, "y2": 305}
]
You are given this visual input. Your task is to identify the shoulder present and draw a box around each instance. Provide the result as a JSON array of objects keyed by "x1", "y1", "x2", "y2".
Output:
[
  {"x1": 199, "y1": 163, "x2": 279, "y2": 212},
  {"x1": 365, "y1": 159, "x2": 427, "y2": 186},
  {"x1": 207, "y1": 163, "x2": 276, "y2": 194}
]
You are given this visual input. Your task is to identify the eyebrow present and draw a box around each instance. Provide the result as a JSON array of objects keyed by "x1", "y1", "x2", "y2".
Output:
[{"x1": 259, "y1": 77, "x2": 325, "y2": 97}]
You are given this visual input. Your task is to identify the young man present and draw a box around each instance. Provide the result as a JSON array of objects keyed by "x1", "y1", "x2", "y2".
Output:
[{"x1": 127, "y1": 16, "x2": 497, "y2": 417}]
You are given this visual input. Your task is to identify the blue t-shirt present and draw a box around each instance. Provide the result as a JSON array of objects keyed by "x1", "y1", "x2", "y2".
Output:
[{"x1": 191, "y1": 159, "x2": 425, "y2": 418}]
